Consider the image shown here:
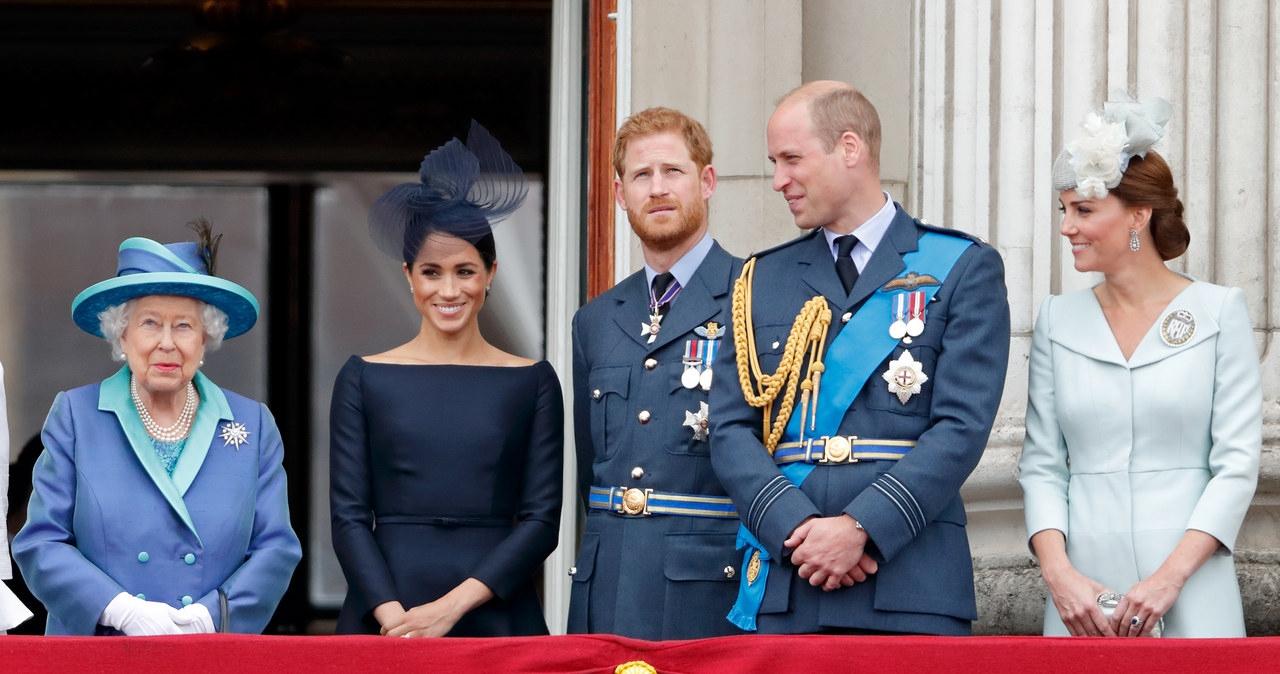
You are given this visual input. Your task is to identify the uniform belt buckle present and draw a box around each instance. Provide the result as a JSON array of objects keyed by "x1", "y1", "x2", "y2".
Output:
[
  {"x1": 822, "y1": 435, "x2": 857, "y2": 464},
  {"x1": 619, "y1": 487, "x2": 652, "y2": 515}
]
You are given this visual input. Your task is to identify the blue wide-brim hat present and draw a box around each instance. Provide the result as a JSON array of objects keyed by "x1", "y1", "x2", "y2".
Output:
[{"x1": 72, "y1": 237, "x2": 260, "y2": 339}]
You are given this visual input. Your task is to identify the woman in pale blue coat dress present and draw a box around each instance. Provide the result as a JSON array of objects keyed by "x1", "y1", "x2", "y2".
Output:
[{"x1": 1018, "y1": 94, "x2": 1261, "y2": 638}]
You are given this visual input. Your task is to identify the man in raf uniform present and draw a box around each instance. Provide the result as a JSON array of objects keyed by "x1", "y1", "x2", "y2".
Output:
[
  {"x1": 567, "y1": 107, "x2": 745, "y2": 639},
  {"x1": 709, "y1": 81, "x2": 1010, "y2": 635}
]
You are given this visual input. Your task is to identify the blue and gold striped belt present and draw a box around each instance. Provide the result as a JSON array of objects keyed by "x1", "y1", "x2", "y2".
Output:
[
  {"x1": 773, "y1": 436, "x2": 917, "y2": 465},
  {"x1": 589, "y1": 486, "x2": 738, "y2": 518}
]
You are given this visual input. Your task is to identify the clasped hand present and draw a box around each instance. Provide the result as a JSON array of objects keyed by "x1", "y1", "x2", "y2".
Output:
[
  {"x1": 102, "y1": 592, "x2": 214, "y2": 635},
  {"x1": 785, "y1": 515, "x2": 879, "y2": 591},
  {"x1": 377, "y1": 599, "x2": 463, "y2": 639}
]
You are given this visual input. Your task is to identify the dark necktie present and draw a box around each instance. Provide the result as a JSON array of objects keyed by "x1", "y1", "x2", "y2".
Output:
[
  {"x1": 651, "y1": 272, "x2": 678, "y2": 318},
  {"x1": 834, "y1": 234, "x2": 859, "y2": 294}
]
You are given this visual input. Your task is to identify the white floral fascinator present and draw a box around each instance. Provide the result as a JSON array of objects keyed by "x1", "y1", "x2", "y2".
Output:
[{"x1": 1052, "y1": 90, "x2": 1172, "y2": 199}]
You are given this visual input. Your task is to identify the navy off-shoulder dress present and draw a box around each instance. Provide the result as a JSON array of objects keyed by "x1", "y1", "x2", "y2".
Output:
[{"x1": 330, "y1": 356, "x2": 563, "y2": 636}]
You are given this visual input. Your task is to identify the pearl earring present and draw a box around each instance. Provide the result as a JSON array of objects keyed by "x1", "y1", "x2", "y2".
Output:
[
  {"x1": 1129, "y1": 229, "x2": 1140, "y2": 253},
  {"x1": 409, "y1": 286, "x2": 415, "y2": 294},
  {"x1": 199, "y1": 359, "x2": 205, "y2": 367}
]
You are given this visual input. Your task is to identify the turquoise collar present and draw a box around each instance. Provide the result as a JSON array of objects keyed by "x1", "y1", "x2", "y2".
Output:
[{"x1": 99, "y1": 367, "x2": 233, "y2": 542}]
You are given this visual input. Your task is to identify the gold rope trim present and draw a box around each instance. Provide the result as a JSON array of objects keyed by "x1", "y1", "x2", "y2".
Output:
[{"x1": 732, "y1": 257, "x2": 831, "y2": 454}]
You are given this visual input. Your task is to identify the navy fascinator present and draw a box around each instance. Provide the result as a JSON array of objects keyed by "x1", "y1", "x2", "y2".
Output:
[{"x1": 369, "y1": 121, "x2": 529, "y2": 263}]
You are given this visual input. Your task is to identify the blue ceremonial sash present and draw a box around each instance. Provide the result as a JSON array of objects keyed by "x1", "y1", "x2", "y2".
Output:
[{"x1": 727, "y1": 231, "x2": 972, "y2": 631}]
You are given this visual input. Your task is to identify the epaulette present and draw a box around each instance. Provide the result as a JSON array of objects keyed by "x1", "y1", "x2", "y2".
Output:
[
  {"x1": 745, "y1": 228, "x2": 823, "y2": 260},
  {"x1": 915, "y1": 218, "x2": 989, "y2": 245}
]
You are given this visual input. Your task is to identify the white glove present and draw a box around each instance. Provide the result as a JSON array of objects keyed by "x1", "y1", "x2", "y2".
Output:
[
  {"x1": 100, "y1": 592, "x2": 185, "y2": 636},
  {"x1": 172, "y1": 602, "x2": 216, "y2": 634}
]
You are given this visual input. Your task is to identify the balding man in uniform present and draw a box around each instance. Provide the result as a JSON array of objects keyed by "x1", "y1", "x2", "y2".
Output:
[{"x1": 709, "y1": 81, "x2": 1010, "y2": 635}]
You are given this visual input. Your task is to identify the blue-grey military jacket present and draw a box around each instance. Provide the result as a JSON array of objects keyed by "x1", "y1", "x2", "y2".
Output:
[
  {"x1": 568, "y1": 241, "x2": 745, "y2": 640},
  {"x1": 708, "y1": 207, "x2": 1010, "y2": 635}
]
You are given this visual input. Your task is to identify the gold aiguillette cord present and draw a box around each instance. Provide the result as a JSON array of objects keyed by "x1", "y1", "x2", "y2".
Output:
[{"x1": 732, "y1": 257, "x2": 831, "y2": 455}]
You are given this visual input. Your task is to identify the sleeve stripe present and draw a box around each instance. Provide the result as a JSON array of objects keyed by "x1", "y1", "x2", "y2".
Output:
[
  {"x1": 748, "y1": 475, "x2": 793, "y2": 532},
  {"x1": 882, "y1": 474, "x2": 925, "y2": 527},
  {"x1": 872, "y1": 475, "x2": 923, "y2": 536}
]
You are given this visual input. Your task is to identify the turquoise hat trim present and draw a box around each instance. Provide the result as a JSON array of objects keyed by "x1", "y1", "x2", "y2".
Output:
[{"x1": 71, "y1": 237, "x2": 260, "y2": 339}]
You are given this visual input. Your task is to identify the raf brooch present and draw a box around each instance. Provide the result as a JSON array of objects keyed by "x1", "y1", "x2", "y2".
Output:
[
  {"x1": 882, "y1": 350, "x2": 929, "y2": 404},
  {"x1": 1160, "y1": 309, "x2": 1196, "y2": 347},
  {"x1": 218, "y1": 421, "x2": 251, "y2": 450}
]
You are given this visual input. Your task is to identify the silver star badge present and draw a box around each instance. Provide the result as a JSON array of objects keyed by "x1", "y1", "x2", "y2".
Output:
[
  {"x1": 882, "y1": 350, "x2": 929, "y2": 404},
  {"x1": 218, "y1": 421, "x2": 251, "y2": 450},
  {"x1": 683, "y1": 401, "x2": 710, "y2": 441},
  {"x1": 640, "y1": 314, "x2": 663, "y2": 344}
]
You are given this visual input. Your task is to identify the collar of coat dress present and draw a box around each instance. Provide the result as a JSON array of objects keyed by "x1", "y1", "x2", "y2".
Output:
[{"x1": 97, "y1": 366, "x2": 235, "y2": 542}]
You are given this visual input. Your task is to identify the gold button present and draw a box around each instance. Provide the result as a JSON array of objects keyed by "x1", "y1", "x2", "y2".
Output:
[
  {"x1": 644, "y1": 358, "x2": 658, "y2": 370},
  {"x1": 631, "y1": 466, "x2": 645, "y2": 479},
  {"x1": 724, "y1": 565, "x2": 736, "y2": 579},
  {"x1": 841, "y1": 312, "x2": 853, "y2": 323},
  {"x1": 637, "y1": 410, "x2": 651, "y2": 424},
  {"x1": 592, "y1": 389, "x2": 601, "y2": 399}
]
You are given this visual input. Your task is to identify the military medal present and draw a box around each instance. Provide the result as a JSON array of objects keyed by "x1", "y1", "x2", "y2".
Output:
[
  {"x1": 641, "y1": 276, "x2": 683, "y2": 344},
  {"x1": 683, "y1": 401, "x2": 710, "y2": 441},
  {"x1": 746, "y1": 550, "x2": 762, "y2": 585},
  {"x1": 681, "y1": 365, "x2": 701, "y2": 389},
  {"x1": 682, "y1": 340, "x2": 705, "y2": 388},
  {"x1": 1160, "y1": 309, "x2": 1196, "y2": 347},
  {"x1": 700, "y1": 339, "x2": 719, "y2": 391},
  {"x1": 882, "y1": 350, "x2": 928, "y2": 404},
  {"x1": 889, "y1": 293, "x2": 908, "y2": 340},
  {"x1": 905, "y1": 290, "x2": 926, "y2": 337}
]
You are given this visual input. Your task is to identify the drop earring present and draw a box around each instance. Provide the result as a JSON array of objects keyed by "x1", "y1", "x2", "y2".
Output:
[
  {"x1": 409, "y1": 286, "x2": 415, "y2": 294},
  {"x1": 1129, "y1": 229, "x2": 1140, "y2": 253}
]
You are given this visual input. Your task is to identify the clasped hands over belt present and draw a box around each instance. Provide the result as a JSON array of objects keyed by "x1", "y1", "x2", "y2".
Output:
[{"x1": 589, "y1": 435, "x2": 915, "y2": 518}]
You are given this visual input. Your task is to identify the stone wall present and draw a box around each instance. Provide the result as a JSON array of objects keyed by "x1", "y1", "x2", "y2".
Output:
[{"x1": 623, "y1": 0, "x2": 1280, "y2": 635}]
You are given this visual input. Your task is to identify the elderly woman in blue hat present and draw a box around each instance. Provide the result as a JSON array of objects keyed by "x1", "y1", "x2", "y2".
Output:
[
  {"x1": 12, "y1": 221, "x2": 302, "y2": 636},
  {"x1": 330, "y1": 123, "x2": 563, "y2": 637}
]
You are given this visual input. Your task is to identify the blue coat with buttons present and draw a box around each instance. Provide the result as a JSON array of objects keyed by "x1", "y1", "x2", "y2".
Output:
[
  {"x1": 13, "y1": 367, "x2": 302, "y2": 635},
  {"x1": 708, "y1": 206, "x2": 1010, "y2": 635},
  {"x1": 567, "y1": 241, "x2": 746, "y2": 640}
]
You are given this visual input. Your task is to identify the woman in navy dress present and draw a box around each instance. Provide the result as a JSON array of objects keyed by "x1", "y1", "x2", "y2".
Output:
[{"x1": 330, "y1": 123, "x2": 563, "y2": 637}]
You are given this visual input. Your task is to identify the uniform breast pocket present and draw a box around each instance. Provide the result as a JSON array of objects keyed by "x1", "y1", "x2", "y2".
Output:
[
  {"x1": 865, "y1": 344, "x2": 938, "y2": 418},
  {"x1": 588, "y1": 366, "x2": 631, "y2": 461},
  {"x1": 665, "y1": 369, "x2": 710, "y2": 456}
]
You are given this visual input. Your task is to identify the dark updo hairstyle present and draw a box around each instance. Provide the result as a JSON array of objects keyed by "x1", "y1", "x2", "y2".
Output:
[
  {"x1": 401, "y1": 216, "x2": 498, "y2": 271},
  {"x1": 1109, "y1": 151, "x2": 1190, "y2": 261}
]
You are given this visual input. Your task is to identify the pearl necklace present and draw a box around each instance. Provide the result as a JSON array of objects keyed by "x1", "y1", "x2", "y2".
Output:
[{"x1": 130, "y1": 374, "x2": 197, "y2": 442}]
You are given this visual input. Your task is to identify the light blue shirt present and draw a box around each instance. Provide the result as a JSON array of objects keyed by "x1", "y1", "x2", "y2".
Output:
[
  {"x1": 823, "y1": 191, "x2": 895, "y2": 272},
  {"x1": 644, "y1": 231, "x2": 714, "y2": 292}
]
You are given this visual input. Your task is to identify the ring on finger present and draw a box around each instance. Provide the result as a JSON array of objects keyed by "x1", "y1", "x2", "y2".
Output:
[{"x1": 1130, "y1": 616, "x2": 1144, "y2": 628}]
